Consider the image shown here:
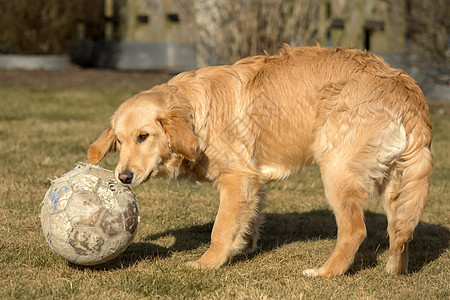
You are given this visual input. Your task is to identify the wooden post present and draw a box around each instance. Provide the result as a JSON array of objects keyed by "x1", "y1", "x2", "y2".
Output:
[
  {"x1": 330, "y1": 0, "x2": 365, "y2": 49},
  {"x1": 368, "y1": 0, "x2": 406, "y2": 52},
  {"x1": 104, "y1": 0, "x2": 114, "y2": 41}
]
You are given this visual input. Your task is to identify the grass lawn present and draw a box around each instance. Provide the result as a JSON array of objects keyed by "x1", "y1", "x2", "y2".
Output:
[{"x1": 0, "y1": 86, "x2": 448, "y2": 299}]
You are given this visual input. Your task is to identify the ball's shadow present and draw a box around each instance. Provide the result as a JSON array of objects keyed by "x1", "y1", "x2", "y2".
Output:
[{"x1": 72, "y1": 209, "x2": 449, "y2": 273}]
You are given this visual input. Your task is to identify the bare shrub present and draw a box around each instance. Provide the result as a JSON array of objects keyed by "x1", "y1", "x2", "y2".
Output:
[
  {"x1": 177, "y1": 0, "x2": 449, "y2": 65},
  {"x1": 407, "y1": 0, "x2": 449, "y2": 60},
  {"x1": 0, "y1": 0, "x2": 104, "y2": 55},
  {"x1": 176, "y1": 0, "x2": 330, "y2": 65}
]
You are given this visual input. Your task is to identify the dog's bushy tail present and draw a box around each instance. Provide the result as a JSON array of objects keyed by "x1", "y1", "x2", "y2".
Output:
[{"x1": 387, "y1": 77, "x2": 433, "y2": 253}]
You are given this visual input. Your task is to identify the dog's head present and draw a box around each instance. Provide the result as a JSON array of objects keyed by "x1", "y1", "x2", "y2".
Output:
[{"x1": 87, "y1": 85, "x2": 199, "y2": 186}]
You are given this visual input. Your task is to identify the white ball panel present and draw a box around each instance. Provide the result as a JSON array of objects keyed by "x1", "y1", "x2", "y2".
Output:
[
  {"x1": 50, "y1": 212, "x2": 72, "y2": 241},
  {"x1": 67, "y1": 192, "x2": 102, "y2": 226},
  {"x1": 70, "y1": 174, "x2": 99, "y2": 192}
]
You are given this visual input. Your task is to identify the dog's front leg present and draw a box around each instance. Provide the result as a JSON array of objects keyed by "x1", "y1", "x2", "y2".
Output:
[{"x1": 186, "y1": 172, "x2": 263, "y2": 269}]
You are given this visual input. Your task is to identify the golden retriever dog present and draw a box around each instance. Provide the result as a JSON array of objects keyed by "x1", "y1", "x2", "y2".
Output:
[{"x1": 87, "y1": 46, "x2": 433, "y2": 277}]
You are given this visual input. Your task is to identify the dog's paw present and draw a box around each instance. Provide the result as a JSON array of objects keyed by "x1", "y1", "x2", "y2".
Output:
[
  {"x1": 384, "y1": 262, "x2": 407, "y2": 275},
  {"x1": 303, "y1": 267, "x2": 345, "y2": 278},
  {"x1": 302, "y1": 268, "x2": 322, "y2": 277},
  {"x1": 185, "y1": 260, "x2": 202, "y2": 269},
  {"x1": 185, "y1": 260, "x2": 219, "y2": 270},
  {"x1": 243, "y1": 244, "x2": 259, "y2": 255}
]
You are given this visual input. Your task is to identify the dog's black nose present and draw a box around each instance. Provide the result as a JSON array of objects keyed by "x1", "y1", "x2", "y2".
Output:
[{"x1": 118, "y1": 170, "x2": 134, "y2": 184}]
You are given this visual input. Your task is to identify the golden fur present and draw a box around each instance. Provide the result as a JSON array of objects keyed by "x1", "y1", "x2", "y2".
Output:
[{"x1": 88, "y1": 46, "x2": 433, "y2": 277}]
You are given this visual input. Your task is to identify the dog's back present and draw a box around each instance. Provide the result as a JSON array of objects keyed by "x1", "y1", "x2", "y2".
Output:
[
  {"x1": 169, "y1": 46, "x2": 431, "y2": 178},
  {"x1": 210, "y1": 47, "x2": 431, "y2": 182}
]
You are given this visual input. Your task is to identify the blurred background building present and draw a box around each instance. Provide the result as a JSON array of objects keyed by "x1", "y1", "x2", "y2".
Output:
[{"x1": 0, "y1": 0, "x2": 448, "y2": 91}]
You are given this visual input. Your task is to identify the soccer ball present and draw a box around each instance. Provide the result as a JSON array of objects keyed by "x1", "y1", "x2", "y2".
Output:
[{"x1": 40, "y1": 163, "x2": 139, "y2": 266}]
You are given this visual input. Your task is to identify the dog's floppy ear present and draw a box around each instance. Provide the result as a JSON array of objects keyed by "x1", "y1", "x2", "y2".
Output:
[
  {"x1": 87, "y1": 123, "x2": 116, "y2": 164},
  {"x1": 158, "y1": 107, "x2": 199, "y2": 162}
]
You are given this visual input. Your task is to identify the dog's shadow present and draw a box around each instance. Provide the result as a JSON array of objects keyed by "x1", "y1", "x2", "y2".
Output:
[{"x1": 74, "y1": 210, "x2": 449, "y2": 273}]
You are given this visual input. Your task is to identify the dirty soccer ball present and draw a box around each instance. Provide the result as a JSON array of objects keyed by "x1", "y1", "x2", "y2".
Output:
[{"x1": 40, "y1": 163, "x2": 139, "y2": 266}]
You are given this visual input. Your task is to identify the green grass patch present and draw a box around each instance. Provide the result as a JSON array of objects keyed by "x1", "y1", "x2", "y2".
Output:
[{"x1": 0, "y1": 87, "x2": 448, "y2": 299}]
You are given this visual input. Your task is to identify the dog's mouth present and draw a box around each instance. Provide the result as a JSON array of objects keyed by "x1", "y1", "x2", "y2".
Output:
[{"x1": 143, "y1": 170, "x2": 157, "y2": 183}]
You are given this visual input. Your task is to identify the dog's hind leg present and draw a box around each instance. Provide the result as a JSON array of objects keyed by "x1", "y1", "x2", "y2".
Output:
[
  {"x1": 381, "y1": 144, "x2": 433, "y2": 274},
  {"x1": 303, "y1": 160, "x2": 369, "y2": 278}
]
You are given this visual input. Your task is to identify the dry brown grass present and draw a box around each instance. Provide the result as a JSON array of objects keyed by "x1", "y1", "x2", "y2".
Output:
[{"x1": 0, "y1": 86, "x2": 448, "y2": 299}]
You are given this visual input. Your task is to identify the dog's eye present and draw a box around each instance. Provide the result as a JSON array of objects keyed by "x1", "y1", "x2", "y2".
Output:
[{"x1": 137, "y1": 133, "x2": 149, "y2": 143}]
